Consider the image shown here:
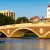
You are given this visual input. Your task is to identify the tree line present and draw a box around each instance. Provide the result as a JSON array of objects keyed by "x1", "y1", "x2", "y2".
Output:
[{"x1": 0, "y1": 13, "x2": 29, "y2": 26}]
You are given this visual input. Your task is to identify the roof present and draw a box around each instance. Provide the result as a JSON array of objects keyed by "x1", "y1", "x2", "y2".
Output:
[
  {"x1": 0, "y1": 10, "x2": 13, "y2": 13},
  {"x1": 48, "y1": 4, "x2": 50, "y2": 7},
  {"x1": 30, "y1": 17, "x2": 34, "y2": 20},
  {"x1": 30, "y1": 16, "x2": 39, "y2": 20}
]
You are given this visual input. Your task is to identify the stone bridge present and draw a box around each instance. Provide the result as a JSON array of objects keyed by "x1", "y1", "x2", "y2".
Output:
[{"x1": 0, "y1": 22, "x2": 50, "y2": 38}]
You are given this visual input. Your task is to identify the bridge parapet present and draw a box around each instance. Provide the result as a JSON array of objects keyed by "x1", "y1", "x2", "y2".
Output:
[{"x1": 0, "y1": 23, "x2": 50, "y2": 29}]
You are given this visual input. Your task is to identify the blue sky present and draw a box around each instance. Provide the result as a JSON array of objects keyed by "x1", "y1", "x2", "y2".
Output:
[{"x1": 0, "y1": 0, "x2": 50, "y2": 19}]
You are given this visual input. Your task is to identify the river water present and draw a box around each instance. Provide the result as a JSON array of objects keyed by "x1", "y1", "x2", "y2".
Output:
[{"x1": 0, "y1": 38, "x2": 50, "y2": 50}]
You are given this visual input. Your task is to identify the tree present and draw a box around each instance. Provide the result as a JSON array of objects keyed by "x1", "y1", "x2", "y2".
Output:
[
  {"x1": 4, "y1": 17, "x2": 15, "y2": 25},
  {"x1": 16, "y1": 16, "x2": 29, "y2": 24},
  {"x1": 0, "y1": 13, "x2": 15, "y2": 26}
]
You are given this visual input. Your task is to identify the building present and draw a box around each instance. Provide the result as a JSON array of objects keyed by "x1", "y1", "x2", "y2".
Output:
[
  {"x1": 40, "y1": 4, "x2": 50, "y2": 22},
  {"x1": 47, "y1": 4, "x2": 50, "y2": 18},
  {"x1": 0, "y1": 10, "x2": 15, "y2": 20},
  {"x1": 30, "y1": 16, "x2": 40, "y2": 22}
]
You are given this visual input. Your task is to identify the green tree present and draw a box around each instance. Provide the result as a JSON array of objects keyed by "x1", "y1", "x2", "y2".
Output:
[
  {"x1": 4, "y1": 17, "x2": 15, "y2": 25},
  {"x1": 0, "y1": 13, "x2": 15, "y2": 26},
  {"x1": 16, "y1": 16, "x2": 29, "y2": 24}
]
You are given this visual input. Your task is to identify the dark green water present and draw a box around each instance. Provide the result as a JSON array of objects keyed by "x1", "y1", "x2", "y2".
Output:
[{"x1": 0, "y1": 38, "x2": 50, "y2": 50}]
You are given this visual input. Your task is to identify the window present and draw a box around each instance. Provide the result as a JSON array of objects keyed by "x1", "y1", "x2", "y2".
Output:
[
  {"x1": 7, "y1": 13, "x2": 8, "y2": 16},
  {"x1": 48, "y1": 9, "x2": 50, "y2": 12}
]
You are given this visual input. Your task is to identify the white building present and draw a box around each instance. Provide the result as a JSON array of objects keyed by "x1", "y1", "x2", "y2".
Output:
[
  {"x1": 47, "y1": 4, "x2": 50, "y2": 18},
  {"x1": 0, "y1": 10, "x2": 15, "y2": 20}
]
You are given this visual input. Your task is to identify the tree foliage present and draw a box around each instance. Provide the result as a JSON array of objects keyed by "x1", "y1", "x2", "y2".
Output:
[
  {"x1": 0, "y1": 13, "x2": 15, "y2": 26},
  {"x1": 24, "y1": 31, "x2": 38, "y2": 37},
  {"x1": 16, "y1": 16, "x2": 29, "y2": 24}
]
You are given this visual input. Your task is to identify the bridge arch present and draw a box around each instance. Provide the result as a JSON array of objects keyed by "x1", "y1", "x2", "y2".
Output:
[
  {"x1": 10, "y1": 28, "x2": 40, "y2": 37},
  {"x1": 0, "y1": 30, "x2": 7, "y2": 38},
  {"x1": 43, "y1": 31, "x2": 50, "y2": 37}
]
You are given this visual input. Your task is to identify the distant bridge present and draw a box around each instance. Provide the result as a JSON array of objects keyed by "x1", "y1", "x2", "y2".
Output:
[{"x1": 0, "y1": 22, "x2": 50, "y2": 38}]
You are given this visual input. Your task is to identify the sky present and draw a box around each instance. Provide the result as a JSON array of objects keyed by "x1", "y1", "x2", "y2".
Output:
[{"x1": 0, "y1": 0, "x2": 50, "y2": 19}]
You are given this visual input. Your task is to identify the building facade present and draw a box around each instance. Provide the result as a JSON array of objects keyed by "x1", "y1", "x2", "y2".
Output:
[
  {"x1": 0, "y1": 10, "x2": 15, "y2": 20},
  {"x1": 30, "y1": 16, "x2": 40, "y2": 22},
  {"x1": 47, "y1": 4, "x2": 50, "y2": 18}
]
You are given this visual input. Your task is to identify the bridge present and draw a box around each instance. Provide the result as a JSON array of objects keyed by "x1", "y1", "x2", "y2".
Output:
[{"x1": 0, "y1": 22, "x2": 50, "y2": 38}]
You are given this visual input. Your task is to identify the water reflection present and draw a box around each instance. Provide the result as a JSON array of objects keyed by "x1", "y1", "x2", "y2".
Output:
[
  {"x1": 0, "y1": 38, "x2": 50, "y2": 50},
  {"x1": 40, "y1": 39, "x2": 44, "y2": 50}
]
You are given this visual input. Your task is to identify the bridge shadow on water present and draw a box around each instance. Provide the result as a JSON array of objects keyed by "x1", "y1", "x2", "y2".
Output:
[{"x1": 23, "y1": 36, "x2": 38, "y2": 39}]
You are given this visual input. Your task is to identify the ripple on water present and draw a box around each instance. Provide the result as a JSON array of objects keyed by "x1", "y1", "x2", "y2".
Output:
[{"x1": 0, "y1": 38, "x2": 50, "y2": 50}]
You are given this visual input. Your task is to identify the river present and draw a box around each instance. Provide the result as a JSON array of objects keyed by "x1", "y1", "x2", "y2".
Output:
[{"x1": 0, "y1": 38, "x2": 50, "y2": 50}]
